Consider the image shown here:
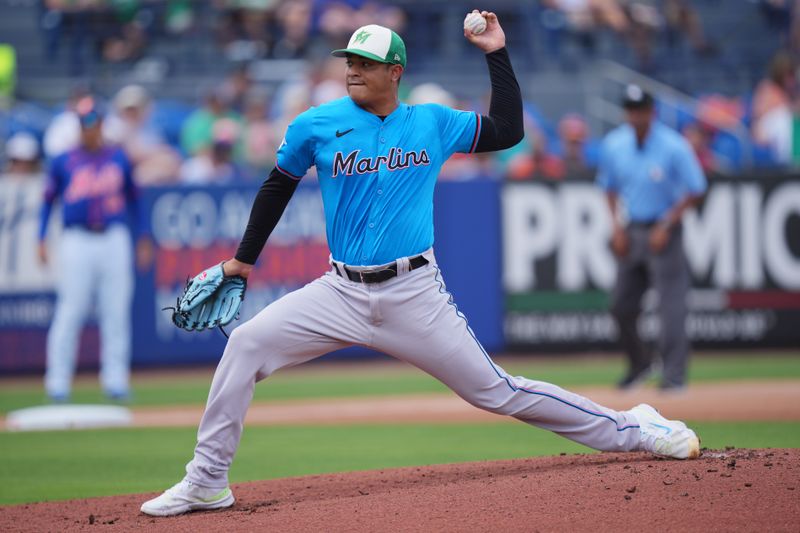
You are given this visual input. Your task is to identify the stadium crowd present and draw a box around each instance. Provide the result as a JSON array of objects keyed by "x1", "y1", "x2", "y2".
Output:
[
  {"x1": 5, "y1": 47, "x2": 799, "y2": 186},
  {"x1": 35, "y1": 0, "x2": 797, "y2": 70},
  {"x1": 39, "y1": 0, "x2": 407, "y2": 70},
  {"x1": 3, "y1": 0, "x2": 800, "y2": 184}
]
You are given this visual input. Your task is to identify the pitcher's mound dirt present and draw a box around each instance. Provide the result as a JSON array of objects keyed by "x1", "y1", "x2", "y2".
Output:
[{"x1": 3, "y1": 448, "x2": 798, "y2": 532}]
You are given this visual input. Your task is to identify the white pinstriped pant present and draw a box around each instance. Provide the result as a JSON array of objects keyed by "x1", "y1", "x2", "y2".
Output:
[{"x1": 186, "y1": 249, "x2": 642, "y2": 488}]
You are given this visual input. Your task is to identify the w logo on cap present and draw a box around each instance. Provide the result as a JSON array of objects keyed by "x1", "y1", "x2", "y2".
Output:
[{"x1": 354, "y1": 30, "x2": 371, "y2": 44}]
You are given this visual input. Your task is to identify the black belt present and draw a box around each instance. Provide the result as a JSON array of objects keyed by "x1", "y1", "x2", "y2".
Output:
[
  {"x1": 628, "y1": 220, "x2": 682, "y2": 230},
  {"x1": 333, "y1": 255, "x2": 429, "y2": 284},
  {"x1": 66, "y1": 223, "x2": 107, "y2": 233},
  {"x1": 628, "y1": 220, "x2": 659, "y2": 229}
]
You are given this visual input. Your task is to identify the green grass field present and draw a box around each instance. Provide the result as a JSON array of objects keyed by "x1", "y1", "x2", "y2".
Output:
[
  {"x1": 1, "y1": 421, "x2": 798, "y2": 506},
  {"x1": 2, "y1": 352, "x2": 799, "y2": 414},
  {"x1": 1, "y1": 352, "x2": 798, "y2": 506}
]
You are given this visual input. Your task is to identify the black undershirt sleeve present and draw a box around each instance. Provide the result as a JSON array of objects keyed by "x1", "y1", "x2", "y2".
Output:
[
  {"x1": 474, "y1": 47, "x2": 524, "y2": 153},
  {"x1": 234, "y1": 167, "x2": 300, "y2": 265}
]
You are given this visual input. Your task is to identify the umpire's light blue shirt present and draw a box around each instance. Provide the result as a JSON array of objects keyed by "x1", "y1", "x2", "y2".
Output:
[
  {"x1": 277, "y1": 96, "x2": 480, "y2": 266},
  {"x1": 596, "y1": 121, "x2": 707, "y2": 223}
]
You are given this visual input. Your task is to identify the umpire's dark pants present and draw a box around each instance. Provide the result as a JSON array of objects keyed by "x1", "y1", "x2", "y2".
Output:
[{"x1": 611, "y1": 223, "x2": 691, "y2": 387}]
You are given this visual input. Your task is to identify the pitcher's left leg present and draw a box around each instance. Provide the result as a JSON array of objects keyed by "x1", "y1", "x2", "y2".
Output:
[{"x1": 376, "y1": 264, "x2": 642, "y2": 452}]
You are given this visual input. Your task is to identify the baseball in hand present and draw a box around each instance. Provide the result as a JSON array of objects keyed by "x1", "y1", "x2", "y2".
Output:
[{"x1": 464, "y1": 12, "x2": 487, "y2": 35}]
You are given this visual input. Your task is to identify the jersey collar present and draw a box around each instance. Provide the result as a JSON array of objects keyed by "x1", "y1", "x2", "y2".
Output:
[{"x1": 347, "y1": 97, "x2": 407, "y2": 125}]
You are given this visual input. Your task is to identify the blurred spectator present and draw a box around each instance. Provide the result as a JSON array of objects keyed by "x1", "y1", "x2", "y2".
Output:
[
  {"x1": 270, "y1": 81, "x2": 312, "y2": 145},
  {"x1": 4, "y1": 132, "x2": 42, "y2": 178},
  {"x1": 100, "y1": 2, "x2": 149, "y2": 64},
  {"x1": 241, "y1": 88, "x2": 278, "y2": 175},
  {"x1": 752, "y1": 51, "x2": 796, "y2": 164},
  {"x1": 407, "y1": 82, "x2": 456, "y2": 109},
  {"x1": 496, "y1": 114, "x2": 563, "y2": 180},
  {"x1": 753, "y1": 52, "x2": 795, "y2": 120},
  {"x1": 758, "y1": 0, "x2": 800, "y2": 50},
  {"x1": 180, "y1": 118, "x2": 243, "y2": 184},
  {"x1": 41, "y1": 1, "x2": 153, "y2": 72},
  {"x1": 540, "y1": 0, "x2": 629, "y2": 59},
  {"x1": 793, "y1": 2, "x2": 800, "y2": 52},
  {"x1": 215, "y1": 0, "x2": 280, "y2": 60},
  {"x1": 555, "y1": 113, "x2": 598, "y2": 175},
  {"x1": 694, "y1": 95, "x2": 747, "y2": 171},
  {"x1": 310, "y1": 56, "x2": 348, "y2": 106},
  {"x1": 219, "y1": 64, "x2": 254, "y2": 112},
  {"x1": 315, "y1": 0, "x2": 406, "y2": 46},
  {"x1": 272, "y1": 0, "x2": 313, "y2": 59},
  {"x1": 682, "y1": 122, "x2": 718, "y2": 174},
  {"x1": 163, "y1": 0, "x2": 196, "y2": 35},
  {"x1": 43, "y1": 84, "x2": 91, "y2": 159},
  {"x1": 407, "y1": 83, "x2": 487, "y2": 180},
  {"x1": 622, "y1": 0, "x2": 663, "y2": 69},
  {"x1": 542, "y1": 0, "x2": 713, "y2": 68},
  {"x1": 663, "y1": 0, "x2": 715, "y2": 55},
  {"x1": 759, "y1": 0, "x2": 793, "y2": 34},
  {"x1": 181, "y1": 87, "x2": 244, "y2": 156},
  {"x1": 40, "y1": 0, "x2": 92, "y2": 75},
  {"x1": 103, "y1": 85, "x2": 182, "y2": 186},
  {"x1": 696, "y1": 94, "x2": 746, "y2": 131},
  {"x1": 542, "y1": 0, "x2": 629, "y2": 34}
]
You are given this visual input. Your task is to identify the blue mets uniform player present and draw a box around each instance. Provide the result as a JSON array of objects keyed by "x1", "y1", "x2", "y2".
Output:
[
  {"x1": 142, "y1": 11, "x2": 701, "y2": 517},
  {"x1": 39, "y1": 99, "x2": 138, "y2": 402}
]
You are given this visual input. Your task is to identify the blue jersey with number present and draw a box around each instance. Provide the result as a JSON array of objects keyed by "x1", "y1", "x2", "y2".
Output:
[{"x1": 277, "y1": 96, "x2": 480, "y2": 266}]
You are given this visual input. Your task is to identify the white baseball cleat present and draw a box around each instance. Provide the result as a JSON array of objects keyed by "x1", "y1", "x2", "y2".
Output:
[
  {"x1": 630, "y1": 403, "x2": 701, "y2": 460},
  {"x1": 140, "y1": 480, "x2": 235, "y2": 516}
]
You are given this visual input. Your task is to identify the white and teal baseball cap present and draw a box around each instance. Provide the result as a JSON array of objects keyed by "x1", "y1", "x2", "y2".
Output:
[{"x1": 331, "y1": 24, "x2": 407, "y2": 68}]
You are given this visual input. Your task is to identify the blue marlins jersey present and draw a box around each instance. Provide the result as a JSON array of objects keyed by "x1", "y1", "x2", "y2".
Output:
[
  {"x1": 277, "y1": 96, "x2": 480, "y2": 266},
  {"x1": 39, "y1": 146, "x2": 137, "y2": 239}
]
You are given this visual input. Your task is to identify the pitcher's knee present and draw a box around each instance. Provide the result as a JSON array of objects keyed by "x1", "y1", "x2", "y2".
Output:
[
  {"x1": 225, "y1": 325, "x2": 262, "y2": 360},
  {"x1": 226, "y1": 325, "x2": 289, "y2": 380}
]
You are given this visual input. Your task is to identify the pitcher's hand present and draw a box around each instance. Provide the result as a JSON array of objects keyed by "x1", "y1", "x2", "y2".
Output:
[{"x1": 464, "y1": 11, "x2": 506, "y2": 53}]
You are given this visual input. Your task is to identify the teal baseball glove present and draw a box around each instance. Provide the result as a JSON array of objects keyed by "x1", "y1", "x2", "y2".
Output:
[{"x1": 168, "y1": 262, "x2": 247, "y2": 334}]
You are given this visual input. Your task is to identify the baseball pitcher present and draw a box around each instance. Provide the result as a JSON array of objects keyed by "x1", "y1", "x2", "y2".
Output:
[{"x1": 142, "y1": 11, "x2": 700, "y2": 517}]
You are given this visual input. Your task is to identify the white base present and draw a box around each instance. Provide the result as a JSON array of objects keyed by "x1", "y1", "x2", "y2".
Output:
[{"x1": 4, "y1": 405, "x2": 132, "y2": 431}]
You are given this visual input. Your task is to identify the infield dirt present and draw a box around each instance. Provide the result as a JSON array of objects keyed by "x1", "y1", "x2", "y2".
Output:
[{"x1": 2, "y1": 448, "x2": 797, "y2": 532}]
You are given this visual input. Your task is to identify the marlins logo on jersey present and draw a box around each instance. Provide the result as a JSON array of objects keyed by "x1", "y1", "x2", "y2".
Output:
[{"x1": 332, "y1": 148, "x2": 431, "y2": 177}]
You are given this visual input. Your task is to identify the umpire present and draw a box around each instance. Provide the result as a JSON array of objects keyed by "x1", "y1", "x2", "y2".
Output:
[{"x1": 596, "y1": 85, "x2": 707, "y2": 392}]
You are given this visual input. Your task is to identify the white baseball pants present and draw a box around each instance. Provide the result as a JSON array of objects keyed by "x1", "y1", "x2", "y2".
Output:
[
  {"x1": 186, "y1": 249, "x2": 642, "y2": 489},
  {"x1": 45, "y1": 225, "x2": 134, "y2": 397}
]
